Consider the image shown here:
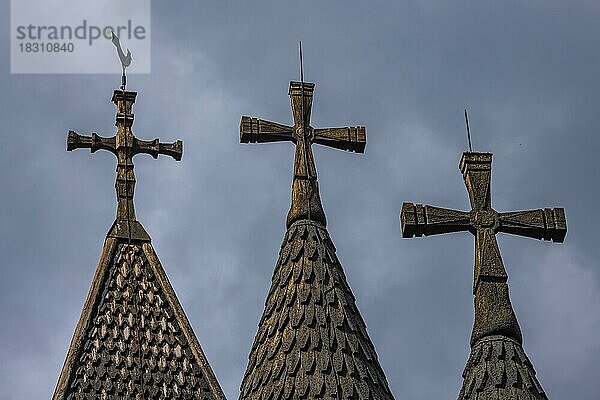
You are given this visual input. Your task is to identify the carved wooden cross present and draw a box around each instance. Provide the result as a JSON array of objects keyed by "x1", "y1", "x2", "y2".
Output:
[
  {"x1": 240, "y1": 81, "x2": 365, "y2": 227},
  {"x1": 401, "y1": 152, "x2": 566, "y2": 344},
  {"x1": 67, "y1": 90, "x2": 183, "y2": 241}
]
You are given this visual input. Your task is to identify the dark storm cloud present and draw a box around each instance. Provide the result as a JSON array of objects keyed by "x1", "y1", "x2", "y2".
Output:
[{"x1": 1, "y1": 1, "x2": 599, "y2": 399}]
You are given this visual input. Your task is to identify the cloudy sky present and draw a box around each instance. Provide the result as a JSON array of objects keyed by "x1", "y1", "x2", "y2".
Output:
[{"x1": 1, "y1": 1, "x2": 599, "y2": 399}]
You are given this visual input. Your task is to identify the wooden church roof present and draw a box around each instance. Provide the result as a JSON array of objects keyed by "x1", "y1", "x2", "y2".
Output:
[
  {"x1": 239, "y1": 80, "x2": 395, "y2": 400},
  {"x1": 54, "y1": 89, "x2": 225, "y2": 400}
]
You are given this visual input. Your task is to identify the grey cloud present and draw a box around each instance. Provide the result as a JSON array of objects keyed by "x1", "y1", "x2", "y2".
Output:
[{"x1": 1, "y1": 1, "x2": 599, "y2": 399}]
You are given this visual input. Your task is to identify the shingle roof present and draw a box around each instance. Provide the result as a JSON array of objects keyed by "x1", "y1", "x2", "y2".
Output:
[
  {"x1": 458, "y1": 335, "x2": 547, "y2": 400},
  {"x1": 240, "y1": 220, "x2": 395, "y2": 400},
  {"x1": 239, "y1": 80, "x2": 394, "y2": 400},
  {"x1": 55, "y1": 88, "x2": 225, "y2": 400},
  {"x1": 54, "y1": 238, "x2": 226, "y2": 400}
]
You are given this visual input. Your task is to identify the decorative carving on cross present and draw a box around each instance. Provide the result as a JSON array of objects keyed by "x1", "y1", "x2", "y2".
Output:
[
  {"x1": 67, "y1": 90, "x2": 183, "y2": 241},
  {"x1": 401, "y1": 152, "x2": 566, "y2": 345},
  {"x1": 240, "y1": 81, "x2": 366, "y2": 228}
]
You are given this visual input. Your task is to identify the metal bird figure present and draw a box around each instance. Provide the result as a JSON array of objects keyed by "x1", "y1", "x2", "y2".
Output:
[{"x1": 111, "y1": 31, "x2": 132, "y2": 69}]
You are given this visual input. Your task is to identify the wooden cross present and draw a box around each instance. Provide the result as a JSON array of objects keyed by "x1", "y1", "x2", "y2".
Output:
[
  {"x1": 67, "y1": 90, "x2": 183, "y2": 241},
  {"x1": 240, "y1": 81, "x2": 365, "y2": 227},
  {"x1": 401, "y1": 152, "x2": 566, "y2": 345}
]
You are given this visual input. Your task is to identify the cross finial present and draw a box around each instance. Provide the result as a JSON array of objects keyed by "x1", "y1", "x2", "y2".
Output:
[
  {"x1": 240, "y1": 68, "x2": 365, "y2": 227},
  {"x1": 401, "y1": 151, "x2": 566, "y2": 345},
  {"x1": 67, "y1": 89, "x2": 183, "y2": 241}
]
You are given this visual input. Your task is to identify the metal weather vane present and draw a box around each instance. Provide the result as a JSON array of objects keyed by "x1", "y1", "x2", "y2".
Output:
[{"x1": 111, "y1": 30, "x2": 132, "y2": 90}]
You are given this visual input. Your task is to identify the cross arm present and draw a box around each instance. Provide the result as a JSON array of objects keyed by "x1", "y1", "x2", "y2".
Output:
[
  {"x1": 401, "y1": 202, "x2": 471, "y2": 238},
  {"x1": 132, "y1": 138, "x2": 183, "y2": 161},
  {"x1": 313, "y1": 126, "x2": 366, "y2": 153},
  {"x1": 400, "y1": 203, "x2": 471, "y2": 238},
  {"x1": 240, "y1": 116, "x2": 294, "y2": 144},
  {"x1": 67, "y1": 130, "x2": 117, "y2": 156},
  {"x1": 498, "y1": 208, "x2": 566, "y2": 242}
]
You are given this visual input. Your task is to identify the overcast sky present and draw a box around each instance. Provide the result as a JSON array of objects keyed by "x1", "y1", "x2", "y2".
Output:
[{"x1": 1, "y1": 1, "x2": 600, "y2": 399}]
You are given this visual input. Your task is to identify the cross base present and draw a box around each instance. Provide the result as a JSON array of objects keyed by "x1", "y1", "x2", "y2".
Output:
[{"x1": 107, "y1": 219, "x2": 150, "y2": 242}]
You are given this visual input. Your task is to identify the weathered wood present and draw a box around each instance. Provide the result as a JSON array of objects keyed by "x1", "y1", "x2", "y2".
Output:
[
  {"x1": 240, "y1": 116, "x2": 294, "y2": 144},
  {"x1": 499, "y1": 208, "x2": 566, "y2": 241},
  {"x1": 401, "y1": 203, "x2": 470, "y2": 237},
  {"x1": 57, "y1": 87, "x2": 225, "y2": 399},
  {"x1": 240, "y1": 81, "x2": 366, "y2": 228},
  {"x1": 239, "y1": 220, "x2": 395, "y2": 400},
  {"x1": 67, "y1": 90, "x2": 183, "y2": 241},
  {"x1": 400, "y1": 151, "x2": 566, "y2": 400},
  {"x1": 54, "y1": 241, "x2": 227, "y2": 399},
  {"x1": 53, "y1": 238, "x2": 118, "y2": 400},
  {"x1": 313, "y1": 126, "x2": 366, "y2": 152},
  {"x1": 143, "y1": 244, "x2": 226, "y2": 400},
  {"x1": 240, "y1": 80, "x2": 394, "y2": 400}
]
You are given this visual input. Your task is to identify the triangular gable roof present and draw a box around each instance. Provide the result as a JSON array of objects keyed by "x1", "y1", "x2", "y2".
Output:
[{"x1": 54, "y1": 237, "x2": 226, "y2": 399}]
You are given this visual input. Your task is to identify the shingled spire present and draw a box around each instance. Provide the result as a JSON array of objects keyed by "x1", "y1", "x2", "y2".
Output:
[
  {"x1": 239, "y1": 79, "x2": 394, "y2": 400},
  {"x1": 54, "y1": 88, "x2": 225, "y2": 400},
  {"x1": 401, "y1": 152, "x2": 567, "y2": 399}
]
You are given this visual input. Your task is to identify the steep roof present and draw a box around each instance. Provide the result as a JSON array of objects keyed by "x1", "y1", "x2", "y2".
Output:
[
  {"x1": 239, "y1": 81, "x2": 394, "y2": 400},
  {"x1": 54, "y1": 239, "x2": 226, "y2": 400},
  {"x1": 54, "y1": 88, "x2": 225, "y2": 400},
  {"x1": 240, "y1": 219, "x2": 395, "y2": 400},
  {"x1": 458, "y1": 335, "x2": 547, "y2": 400}
]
